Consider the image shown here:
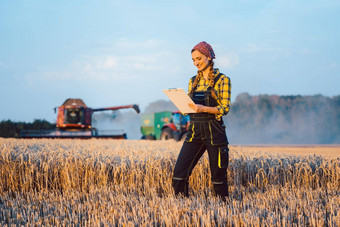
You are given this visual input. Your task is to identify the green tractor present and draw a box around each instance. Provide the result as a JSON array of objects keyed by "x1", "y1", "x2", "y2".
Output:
[{"x1": 141, "y1": 111, "x2": 190, "y2": 141}]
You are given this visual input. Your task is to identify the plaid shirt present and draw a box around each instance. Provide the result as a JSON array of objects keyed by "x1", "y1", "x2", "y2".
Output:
[{"x1": 188, "y1": 69, "x2": 231, "y2": 120}]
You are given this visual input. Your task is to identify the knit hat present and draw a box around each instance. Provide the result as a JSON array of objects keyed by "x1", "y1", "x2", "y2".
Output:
[{"x1": 191, "y1": 41, "x2": 215, "y2": 59}]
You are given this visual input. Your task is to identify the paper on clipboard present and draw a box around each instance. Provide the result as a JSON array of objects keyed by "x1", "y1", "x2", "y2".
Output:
[{"x1": 162, "y1": 88, "x2": 196, "y2": 113}]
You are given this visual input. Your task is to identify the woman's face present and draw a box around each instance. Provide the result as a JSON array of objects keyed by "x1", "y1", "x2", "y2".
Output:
[{"x1": 191, "y1": 50, "x2": 211, "y2": 72}]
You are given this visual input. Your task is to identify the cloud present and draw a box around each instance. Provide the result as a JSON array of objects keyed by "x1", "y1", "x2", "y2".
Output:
[
  {"x1": 216, "y1": 54, "x2": 240, "y2": 69},
  {"x1": 24, "y1": 40, "x2": 184, "y2": 84},
  {"x1": 103, "y1": 56, "x2": 119, "y2": 69},
  {"x1": 323, "y1": 62, "x2": 339, "y2": 70},
  {"x1": 298, "y1": 48, "x2": 314, "y2": 54},
  {"x1": 244, "y1": 43, "x2": 292, "y2": 56},
  {"x1": 245, "y1": 44, "x2": 262, "y2": 53},
  {"x1": 72, "y1": 55, "x2": 119, "y2": 73},
  {"x1": 92, "y1": 39, "x2": 168, "y2": 54},
  {"x1": 114, "y1": 39, "x2": 166, "y2": 50},
  {"x1": 75, "y1": 52, "x2": 171, "y2": 74},
  {"x1": 245, "y1": 43, "x2": 318, "y2": 57}
]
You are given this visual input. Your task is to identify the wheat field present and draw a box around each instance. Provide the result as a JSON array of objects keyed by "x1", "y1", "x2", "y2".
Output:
[{"x1": 0, "y1": 138, "x2": 339, "y2": 226}]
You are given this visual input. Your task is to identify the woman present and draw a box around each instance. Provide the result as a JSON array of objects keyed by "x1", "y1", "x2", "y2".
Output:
[{"x1": 172, "y1": 41, "x2": 231, "y2": 200}]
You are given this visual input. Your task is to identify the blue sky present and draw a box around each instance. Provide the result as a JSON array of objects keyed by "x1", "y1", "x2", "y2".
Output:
[{"x1": 1, "y1": 0, "x2": 339, "y2": 122}]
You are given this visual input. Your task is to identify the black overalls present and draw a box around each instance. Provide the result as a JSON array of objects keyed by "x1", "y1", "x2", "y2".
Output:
[{"x1": 172, "y1": 74, "x2": 229, "y2": 198}]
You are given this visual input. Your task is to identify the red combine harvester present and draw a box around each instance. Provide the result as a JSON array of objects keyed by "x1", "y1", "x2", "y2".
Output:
[{"x1": 20, "y1": 98, "x2": 140, "y2": 139}]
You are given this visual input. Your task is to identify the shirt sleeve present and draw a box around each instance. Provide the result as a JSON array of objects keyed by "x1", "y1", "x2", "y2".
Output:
[{"x1": 215, "y1": 75, "x2": 231, "y2": 118}]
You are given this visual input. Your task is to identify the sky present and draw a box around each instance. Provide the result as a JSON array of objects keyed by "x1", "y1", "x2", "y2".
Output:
[{"x1": 0, "y1": 0, "x2": 339, "y2": 123}]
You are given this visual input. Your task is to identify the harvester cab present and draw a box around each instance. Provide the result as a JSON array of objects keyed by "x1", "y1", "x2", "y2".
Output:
[{"x1": 56, "y1": 99, "x2": 90, "y2": 129}]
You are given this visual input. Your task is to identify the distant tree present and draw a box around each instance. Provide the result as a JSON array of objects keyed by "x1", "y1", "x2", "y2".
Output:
[
  {"x1": 0, "y1": 119, "x2": 55, "y2": 138},
  {"x1": 30, "y1": 119, "x2": 55, "y2": 130},
  {"x1": 0, "y1": 120, "x2": 17, "y2": 138}
]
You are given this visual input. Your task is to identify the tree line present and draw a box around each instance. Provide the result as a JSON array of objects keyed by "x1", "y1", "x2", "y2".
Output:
[{"x1": 0, "y1": 120, "x2": 55, "y2": 138}]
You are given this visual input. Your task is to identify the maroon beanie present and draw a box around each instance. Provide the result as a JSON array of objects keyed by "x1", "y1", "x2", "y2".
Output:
[{"x1": 192, "y1": 41, "x2": 215, "y2": 59}]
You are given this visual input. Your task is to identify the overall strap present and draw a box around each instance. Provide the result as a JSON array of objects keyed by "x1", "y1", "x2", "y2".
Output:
[
  {"x1": 207, "y1": 73, "x2": 223, "y2": 92},
  {"x1": 214, "y1": 73, "x2": 223, "y2": 84}
]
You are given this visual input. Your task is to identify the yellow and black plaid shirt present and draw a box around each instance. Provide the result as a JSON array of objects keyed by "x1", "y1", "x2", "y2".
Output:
[{"x1": 188, "y1": 69, "x2": 231, "y2": 120}]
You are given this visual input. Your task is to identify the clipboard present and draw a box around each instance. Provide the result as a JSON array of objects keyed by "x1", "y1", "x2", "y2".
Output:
[{"x1": 162, "y1": 88, "x2": 196, "y2": 113}]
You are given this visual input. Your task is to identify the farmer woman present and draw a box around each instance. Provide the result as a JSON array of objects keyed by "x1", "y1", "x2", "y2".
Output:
[{"x1": 172, "y1": 41, "x2": 231, "y2": 200}]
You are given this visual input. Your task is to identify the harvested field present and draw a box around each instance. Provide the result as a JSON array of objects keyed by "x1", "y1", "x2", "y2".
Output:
[{"x1": 0, "y1": 138, "x2": 339, "y2": 226}]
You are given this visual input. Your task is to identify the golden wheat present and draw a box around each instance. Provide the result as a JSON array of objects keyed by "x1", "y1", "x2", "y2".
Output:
[{"x1": 0, "y1": 138, "x2": 339, "y2": 226}]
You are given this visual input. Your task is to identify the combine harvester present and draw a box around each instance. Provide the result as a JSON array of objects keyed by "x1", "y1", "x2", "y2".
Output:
[{"x1": 20, "y1": 98, "x2": 140, "y2": 139}]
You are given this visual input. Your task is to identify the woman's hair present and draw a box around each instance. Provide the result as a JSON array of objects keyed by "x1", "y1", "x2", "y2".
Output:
[{"x1": 189, "y1": 59, "x2": 218, "y2": 100}]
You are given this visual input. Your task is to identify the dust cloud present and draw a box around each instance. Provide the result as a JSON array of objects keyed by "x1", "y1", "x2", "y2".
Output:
[{"x1": 225, "y1": 93, "x2": 340, "y2": 144}]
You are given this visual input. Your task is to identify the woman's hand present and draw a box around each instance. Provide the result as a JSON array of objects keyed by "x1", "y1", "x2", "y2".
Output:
[
  {"x1": 189, "y1": 103, "x2": 221, "y2": 114},
  {"x1": 188, "y1": 103, "x2": 206, "y2": 113}
]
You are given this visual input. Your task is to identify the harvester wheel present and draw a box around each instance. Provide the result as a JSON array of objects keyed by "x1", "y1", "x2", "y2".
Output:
[
  {"x1": 145, "y1": 134, "x2": 156, "y2": 140},
  {"x1": 92, "y1": 128, "x2": 98, "y2": 136},
  {"x1": 160, "y1": 128, "x2": 173, "y2": 140}
]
